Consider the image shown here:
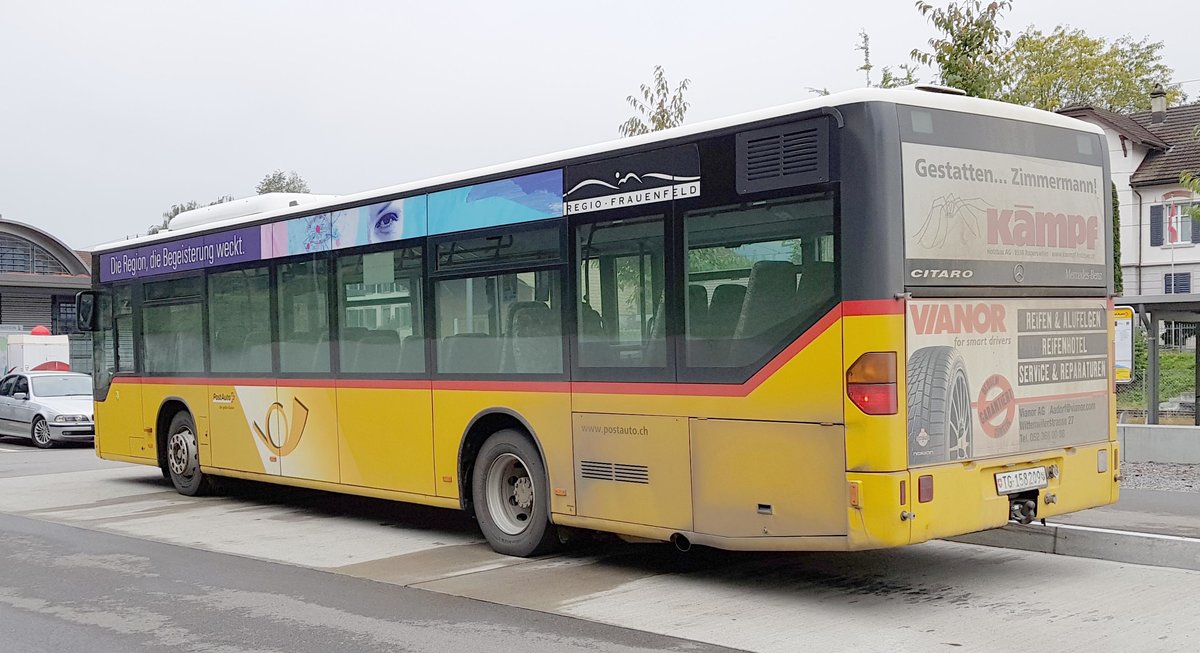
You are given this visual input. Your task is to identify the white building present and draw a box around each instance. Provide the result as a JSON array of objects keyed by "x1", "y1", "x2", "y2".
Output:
[{"x1": 1060, "y1": 94, "x2": 1200, "y2": 296}]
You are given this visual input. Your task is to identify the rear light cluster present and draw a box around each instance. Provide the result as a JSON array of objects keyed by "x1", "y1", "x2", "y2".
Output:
[{"x1": 846, "y1": 352, "x2": 898, "y2": 415}]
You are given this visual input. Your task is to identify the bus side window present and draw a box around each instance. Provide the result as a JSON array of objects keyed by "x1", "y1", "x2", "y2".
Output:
[
  {"x1": 683, "y1": 194, "x2": 837, "y2": 371},
  {"x1": 575, "y1": 215, "x2": 666, "y2": 370}
]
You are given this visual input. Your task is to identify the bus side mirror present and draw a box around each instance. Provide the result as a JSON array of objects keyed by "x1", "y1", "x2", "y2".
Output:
[{"x1": 76, "y1": 291, "x2": 100, "y2": 332}]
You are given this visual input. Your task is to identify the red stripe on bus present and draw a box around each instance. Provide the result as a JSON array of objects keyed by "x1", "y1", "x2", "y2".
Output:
[
  {"x1": 842, "y1": 299, "x2": 904, "y2": 316},
  {"x1": 334, "y1": 379, "x2": 431, "y2": 390}
]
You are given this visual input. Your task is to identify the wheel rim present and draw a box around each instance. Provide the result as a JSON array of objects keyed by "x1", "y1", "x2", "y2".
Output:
[
  {"x1": 485, "y1": 453, "x2": 535, "y2": 536},
  {"x1": 948, "y1": 371, "x2": 971, "y2": 459},
  {"x1": 168, "y1": 428, "x2": 197, "y2": 479},
  {"x1": 33, "y1": 420, "x2": 50, "y2": 446}
]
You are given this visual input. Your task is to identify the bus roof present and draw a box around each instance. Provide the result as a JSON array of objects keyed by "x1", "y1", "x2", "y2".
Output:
[{"x1": 91, "y1": 86, "x2": 1104, "y2": 254}]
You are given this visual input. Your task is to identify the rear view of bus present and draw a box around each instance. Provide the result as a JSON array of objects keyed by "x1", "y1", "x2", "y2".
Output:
[{"x1": 881, "y1": 98, "x2": 1117, "y2": 544}]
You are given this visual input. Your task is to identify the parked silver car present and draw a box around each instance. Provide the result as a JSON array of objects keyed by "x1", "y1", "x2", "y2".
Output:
[{"x1": 0, "y1": 371, "x2": 94, "y2": 448}]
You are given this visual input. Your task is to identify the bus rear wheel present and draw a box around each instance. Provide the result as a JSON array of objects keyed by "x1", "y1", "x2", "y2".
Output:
[
  {"x1": 165, "y1": 411, "x2": 212, "y2": 497},
  {"x1": 471, "y1": 429, "x2": 559, "y2": 557}
]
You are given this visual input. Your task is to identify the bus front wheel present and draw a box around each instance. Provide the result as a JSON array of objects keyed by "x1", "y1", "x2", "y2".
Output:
[
  {"x1": 165, "y1": 411, "x2": 212, "y2": 497},
  {"x1": 471, "y1": 429, "x2": 559, "y2": 557}
]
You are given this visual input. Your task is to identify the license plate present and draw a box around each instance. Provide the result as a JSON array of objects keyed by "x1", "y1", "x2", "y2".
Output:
[{"x1": 995, "y1": 467, "x2": 1048, "y2": 494}]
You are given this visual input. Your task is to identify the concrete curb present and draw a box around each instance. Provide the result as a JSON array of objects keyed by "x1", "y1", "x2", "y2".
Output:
[{"x1": 948, "y1": 522, "x2": 1200, "y2": 572}]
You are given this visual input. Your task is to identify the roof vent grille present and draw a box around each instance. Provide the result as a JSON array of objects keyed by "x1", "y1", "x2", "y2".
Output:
[{"x1": 736, "y1": 117, "x2": 830, "y2": 194}]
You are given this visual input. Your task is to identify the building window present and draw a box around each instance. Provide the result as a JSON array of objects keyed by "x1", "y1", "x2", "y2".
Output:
[
  {"x1": 0, "y1": 235, "x2": 69, "y2": 274},
  {"x1": 52, "y1": 296, "x2": 77, "y2": 334},
  {"x1": 1164, "y1": 272, "x2": 1191, "y2": 294},
  {"x1": 1151, "y1": 200, "x2": 1198, "y2": 247}
]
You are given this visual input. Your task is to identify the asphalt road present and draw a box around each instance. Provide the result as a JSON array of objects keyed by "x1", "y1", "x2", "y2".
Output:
[
  {"x1": 0, "y1": 443, "x2": 727, "y2": 653},
  {"x1": 2, "y1": 442, "x2": 1199, "y2": 652},
  {"x1": 0, "y1": 512, "x2": 724, "y2": 653}
]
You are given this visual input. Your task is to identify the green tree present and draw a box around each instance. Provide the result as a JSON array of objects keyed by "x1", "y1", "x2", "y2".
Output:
[
  {"x1": 148, "y1": 195, "x2": 233, "y2": 235},
  {"x1": 1112, "y1": 183, "x2": 1122, "y2": 295},
  {"x1": 856, "y1": 31, "x2": 919, "y2": 89},
  {"x1": 911, "y1": 0, "x2": 1012, "y2": 99},
  {"x1": 618, "y1": 65, "x2": 691, "y2": 137},
  {"x1": 256, "y1": 170, "x2": 310, "y2": 194},
  {"x1": 1002, "y1": 28, "x2": 1182, "y2": 112}
]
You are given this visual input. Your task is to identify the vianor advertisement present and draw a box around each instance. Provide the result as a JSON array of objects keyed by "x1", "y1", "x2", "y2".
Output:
[
  {"x1": 903, "y1": 142, "x2": 1106, "y2": 288},
  {"x1": 906, "y1": 298, "x2": 1110, "y2": 465}
]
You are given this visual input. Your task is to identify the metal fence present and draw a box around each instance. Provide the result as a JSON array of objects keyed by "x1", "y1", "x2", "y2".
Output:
[{"x1": 1117, "y1": 321, "x2": 1196, "y2": 424}]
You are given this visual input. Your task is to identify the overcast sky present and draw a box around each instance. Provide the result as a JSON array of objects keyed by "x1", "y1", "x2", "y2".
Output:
[{"x1": 2, "y1": 0, "x2": 1197, "y2": 250}]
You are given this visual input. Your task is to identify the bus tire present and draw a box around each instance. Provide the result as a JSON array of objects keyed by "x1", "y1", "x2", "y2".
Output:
[
  {"x1": 471, "y1": 429, "x2": 559, "y2": 557},
  {"x1": 165, "y1": 411, "x2": 211, "y2": 497},
  {"x1": 907, "y1": 346, "x2": 973, "y2": 462}
]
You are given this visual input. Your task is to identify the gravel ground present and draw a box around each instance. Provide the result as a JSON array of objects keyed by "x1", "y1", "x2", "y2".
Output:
[{"x1": 1120, "y1": 461, "x2": 1200, "y2": 492}]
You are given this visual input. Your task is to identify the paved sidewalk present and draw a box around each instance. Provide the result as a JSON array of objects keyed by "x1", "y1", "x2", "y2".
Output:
[
  {"x1": 1052, "y1": 488, "x2": 1200, "y2": 539},
  {"x1": 952, "y1": 485, "x2": 1200, "y2": 571}
]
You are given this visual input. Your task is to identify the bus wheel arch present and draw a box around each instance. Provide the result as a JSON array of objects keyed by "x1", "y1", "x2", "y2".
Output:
[
  {"x1": 156, "y1": 398, "x2": 191, "y2": 476},
  {"x1": 458, "y1": 410, "x2": 559, "y2": 557},
  {"x1": 457, "y1": 409, "x2": 547, "y2": 511},
  {"x1": 156, "y1": 398, "x2": 211, "y2": 495}
]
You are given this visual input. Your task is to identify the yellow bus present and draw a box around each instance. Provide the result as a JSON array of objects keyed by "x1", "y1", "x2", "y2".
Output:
[{"x1": 78, "y1": 87, "x2": 1118, "y2": 556}]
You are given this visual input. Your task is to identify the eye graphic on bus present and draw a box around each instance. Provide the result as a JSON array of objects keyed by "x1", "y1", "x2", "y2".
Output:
[{"x1": 369, "y1": 202, "x2": 403, "y2": 243}]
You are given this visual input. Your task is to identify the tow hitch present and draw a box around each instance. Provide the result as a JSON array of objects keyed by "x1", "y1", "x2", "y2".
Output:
[{"x1": 1009, "y1": 494, "x2": 1039, "y2": 524}]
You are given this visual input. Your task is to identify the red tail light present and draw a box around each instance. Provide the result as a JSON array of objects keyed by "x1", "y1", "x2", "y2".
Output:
[
  {"x1": 847, "y1": 352, "x2": 897, "y2": 415},
  {"x1": 918, "y1": 474, "x2": 934, "y2": 503}
]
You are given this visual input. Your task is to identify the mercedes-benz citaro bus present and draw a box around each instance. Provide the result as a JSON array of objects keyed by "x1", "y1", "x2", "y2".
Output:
[{"x1": 77, "y1": 86, "x2": 1118, "y2": 557}]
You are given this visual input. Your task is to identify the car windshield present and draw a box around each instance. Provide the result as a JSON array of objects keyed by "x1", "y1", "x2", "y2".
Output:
[{"x1": 31, "y1": 375, "x2": 92, "y2": 397}]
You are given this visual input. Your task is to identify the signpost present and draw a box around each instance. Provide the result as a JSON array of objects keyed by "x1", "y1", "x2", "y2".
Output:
[{"x1": 1114, "y1": 306, "x2": 1134, "y2": 385}]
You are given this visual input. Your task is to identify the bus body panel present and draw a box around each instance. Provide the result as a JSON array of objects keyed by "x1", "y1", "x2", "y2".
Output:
[
  {"x1": 691, "y1": 419, "x2": 846, "y2": 537},
  {"x1": 337, "y1": 385, "x2": 435, "y2": 496},
  {"x1": 274, "y1": 385, "x2": 339, "y2": 482},
  {"x1": 842, "y1": 306, "x2": 909, "y2": 472},
  {"x1": 573, "y1": 412, "x2": 693, "y2": 531},
  {"x1": 96, "y1": 380, "x2": 147, "y2": 461},
  {"x1": 208, "y1": 381, "x2": 273, "y2": 474},
  {"x1": 140, "y1": 381, "x2": 209, "y2": 466},
  {"x1": 431, "y1": 387, "x2": 575, "y2": 515}
]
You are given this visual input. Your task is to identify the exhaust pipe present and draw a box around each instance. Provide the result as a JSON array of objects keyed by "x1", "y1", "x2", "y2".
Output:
[{"x1": 671, "y1": 533, "x2": 691, "y2": 552}]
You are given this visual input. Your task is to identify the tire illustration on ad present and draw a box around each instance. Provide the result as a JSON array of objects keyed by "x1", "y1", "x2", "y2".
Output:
[{"x1": 907, "y1": 345, "x2": 973, "y2": 462}]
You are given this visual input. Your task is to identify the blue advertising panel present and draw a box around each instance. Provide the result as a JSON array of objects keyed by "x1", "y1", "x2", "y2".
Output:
[
  {"x1": 100, "y1": 226, "x2": 262, "y2": 282},
  {"x1": 428, "y1": 170, "x2": 562, "y2": 235}
]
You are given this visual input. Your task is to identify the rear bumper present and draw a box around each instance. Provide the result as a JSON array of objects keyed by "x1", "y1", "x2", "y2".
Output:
[{"x1": 905, "y1": 441, "x2": 1119, "y2": 545}]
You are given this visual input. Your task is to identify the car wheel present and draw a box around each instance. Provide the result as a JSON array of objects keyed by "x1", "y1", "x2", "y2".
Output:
[
  {"x1": 471, "y1": 429, "x2": 559, "y2": 557},
  {"x1": 31, "y1": 417, "x2": 54, "y2": 449},
  {"x1": 165, "y1": 411, "x2": 211, "y2": 496}
]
